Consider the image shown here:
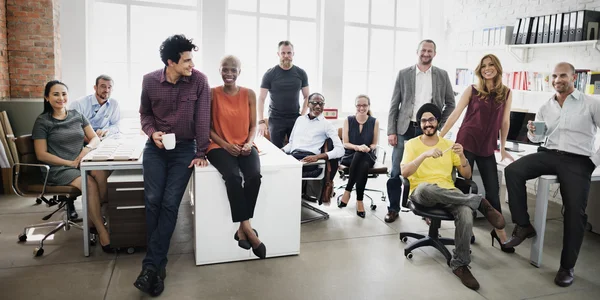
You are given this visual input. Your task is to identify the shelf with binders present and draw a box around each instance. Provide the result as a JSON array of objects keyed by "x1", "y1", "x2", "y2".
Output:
[{"x1": 506, "y1": 40, "x2": 600, "y2": 63}]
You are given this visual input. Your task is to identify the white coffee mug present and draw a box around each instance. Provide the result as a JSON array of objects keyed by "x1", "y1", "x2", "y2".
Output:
[{"x1": 162, "y1": 133, "x2": 176, "y2": 150}]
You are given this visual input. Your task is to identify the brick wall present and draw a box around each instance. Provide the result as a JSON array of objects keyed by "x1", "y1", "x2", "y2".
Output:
[
  {"x1": 5, "y1": 0, "x2": 61, "y2": 98},
  {"x1": 0, "y1": 0, "x2": 8, "y2": 99},
  {"x1": 444, "y1": 0, "x2": 600, "y2": 203}
]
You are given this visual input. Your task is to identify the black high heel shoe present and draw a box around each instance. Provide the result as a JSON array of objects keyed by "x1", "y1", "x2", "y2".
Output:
[
  {"x1": 252, "y1": 243, "x2": 267, "y2": 259},
  {"x1": 337, "y1": 197, "x2": 348, "y2": 208},
  {"x1": 234, "y1": 229, "x2": 259, "y2": 250},
  {"x1": 490, "y1": 229, "x2": 515, "y2": 253},
  {"x1": 356, "y1": 201, "x2": 365, "y2": 218}
]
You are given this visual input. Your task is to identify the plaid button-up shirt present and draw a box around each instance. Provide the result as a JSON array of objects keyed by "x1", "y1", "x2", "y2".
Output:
[{"x1": 139, "y1": 68, "x2": 211, "y2": 158}]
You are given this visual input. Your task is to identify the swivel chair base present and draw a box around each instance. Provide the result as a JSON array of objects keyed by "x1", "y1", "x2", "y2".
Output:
[
  {"x1": 301, "y1": 201, "x2": 329, "y2": 224},
  {"x1": 400, "y1": 218, "x2": 455, "y2": 266}
]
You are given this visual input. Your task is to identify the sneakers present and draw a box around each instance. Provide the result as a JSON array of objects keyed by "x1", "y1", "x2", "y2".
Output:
[
  {"x1": 453, "y1": 266, "x2": 480, "y2": 290},
  {"x1": 478, "y1": 198, "x2": 505, "y2": 229},
  {"x1": 134, "y1": 267, "x2": 165, "y2": 297}
]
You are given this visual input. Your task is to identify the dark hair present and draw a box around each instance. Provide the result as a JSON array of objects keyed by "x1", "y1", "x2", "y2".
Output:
[
  {"x1": 95, "y1": 74, "x2": 113, "y2": 86},
  {"x1": 308, "y1": 92, "x2": 325, "y2": 102},
  {"x1": 159, "y1": 34, "x2": 198, "y2": 66},
  {"x1": 43, "y1": 80, "x2": 68, "y2": 114},
  {"x1": 355, "y1": 94, "x2": 372, "y2": 116},
  {"x1": 278, "y1": 40, "x2": 294, "y2": 50},
  {"x1": 417, "y1": 39, "x2": 437, "y2": 52}
]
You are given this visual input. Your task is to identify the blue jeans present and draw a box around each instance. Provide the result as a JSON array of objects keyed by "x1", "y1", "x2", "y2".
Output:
[
  {"x1": 142, "y1": 139, "x2": 196, "y2": 270},
  {"x1": 387, "y1": 123, "x2": 422, "y2": 212}
]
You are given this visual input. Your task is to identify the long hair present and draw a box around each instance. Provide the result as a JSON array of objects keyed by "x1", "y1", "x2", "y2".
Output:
[
  {"x1": 42, "y1": 80, "x2": 68, "y2": 115},
  {"x1": 355, "y1": 94, "x2": 372, "y2": 116},
  {"x1": 474, "y1": 54, "x2": 508, "y2": 105}
]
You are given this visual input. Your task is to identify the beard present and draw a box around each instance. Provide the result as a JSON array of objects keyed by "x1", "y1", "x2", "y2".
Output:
[
  {"x1": 280, "y1": 58, "x2": 292, "y2": 68},
  {"x1": 423, "y1": 125, "x2": 437, "y2": 136}
]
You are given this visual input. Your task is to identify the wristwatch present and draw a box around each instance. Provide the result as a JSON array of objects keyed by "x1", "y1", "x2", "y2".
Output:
[
  {"x1": 85, "y1": 144, "x2": 96, "y2": 150},
  {"x1": 258, "y1": 120, "x2": 266, "y2": 125}
]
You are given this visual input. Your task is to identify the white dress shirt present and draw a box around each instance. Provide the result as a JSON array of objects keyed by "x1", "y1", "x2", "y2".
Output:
[
  {"x1": 528, "y1": 89, "x2": 600, "y2": 165},
  {"x1": 282, "y1": 114, "x2": 345, "y2": 159},
  {"x1": 70, "y1": 94, "x2": 121, "y2": 135},
  {"x1": 411, "y1": 65, "x2": 433, "y2": 121}
]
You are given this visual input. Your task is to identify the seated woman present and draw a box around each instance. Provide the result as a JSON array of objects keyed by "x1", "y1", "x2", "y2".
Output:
[
  {"x1": 337, "y1": 94, "x2": 379, "y2": 218},
  {"x1": 32, "y1": 80, "x2": 113, "y2": 252},
  {"x1": 206, "y1": 55, "x2": 266, "y2": 259}
]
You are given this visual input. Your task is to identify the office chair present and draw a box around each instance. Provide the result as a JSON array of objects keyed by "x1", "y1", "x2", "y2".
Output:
[
  {"x1": 12, "y1": 135, "x2": 86, "y2": 257},
  {"x1": 301, "y1": 159, "x2": 330, "y2": 223},
  {"x1": 390, "y1": 176, "x2": 477, "y2": 266},
  {"x1": 336, "y1": 128, "x2": 388, "y2": 210}
]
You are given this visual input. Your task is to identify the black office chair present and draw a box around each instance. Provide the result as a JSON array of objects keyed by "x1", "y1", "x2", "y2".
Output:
[{"x1": 389, "y1": 176, "x2": 477, "y2": 266}]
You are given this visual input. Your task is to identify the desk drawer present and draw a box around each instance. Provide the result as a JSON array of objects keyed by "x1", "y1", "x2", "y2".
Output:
[{"x1": 108, "y1": 186, "x2": 145, "y2": 208}]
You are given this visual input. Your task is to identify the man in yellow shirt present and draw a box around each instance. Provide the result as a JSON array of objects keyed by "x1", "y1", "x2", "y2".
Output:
[{"x1": 401, "y1": 103, "x2": 505, "y2": 290}]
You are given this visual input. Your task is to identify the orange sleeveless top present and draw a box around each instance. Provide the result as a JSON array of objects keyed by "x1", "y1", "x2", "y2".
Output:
[{"x1": 207, "y1": 86, "x2": 251, "y2": 153}]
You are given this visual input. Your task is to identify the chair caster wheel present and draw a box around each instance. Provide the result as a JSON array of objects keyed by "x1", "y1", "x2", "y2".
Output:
[
  {"x1": 35, "y1": 198, "x2": 42, "y2": 204},
  {"x1": 401, "y1": 236, "x2": 408, "y2": 243},
  {"x1": 370, "y1": 204, "x2": 376, "y2": 210},
  {"x1": 469, "y1": 249, "x2": 472, "y2": 254},
  {"x1": 381, "y1": 196, "x2": 386, "y2": 201},
  {"x1": 18, "y1": 233, "x2": 27, "y2": 242},
  {"x1": 406, "y1": 252, "x2": 413, "y2": 259},
  {"x1": 470, "y1": 235, "x2": 476, "y2": 244},
  {"x1": 127, "y1": 247, "x2": 135, "y2": 254},
  {"x1": 33, "y1": 247, "x2": 44, "y2": 257}
]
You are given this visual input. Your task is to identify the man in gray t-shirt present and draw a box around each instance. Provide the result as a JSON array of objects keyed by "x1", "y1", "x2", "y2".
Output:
[{"x1": 258, "y1": 40, "x2": 310, "y2": 148}]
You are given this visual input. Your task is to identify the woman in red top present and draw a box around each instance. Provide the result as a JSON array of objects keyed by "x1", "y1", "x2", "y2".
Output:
[
  {"x1": 439, "y1": 54, "x2": 514, "y2": 253},
  {"x1": 206, "y1": 55, "x2": 265, "y2": 259}
]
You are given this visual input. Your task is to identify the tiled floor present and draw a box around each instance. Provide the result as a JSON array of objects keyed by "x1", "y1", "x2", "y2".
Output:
[{"x1": 1, "y1": 176, "x2": 599, "y2": 300}]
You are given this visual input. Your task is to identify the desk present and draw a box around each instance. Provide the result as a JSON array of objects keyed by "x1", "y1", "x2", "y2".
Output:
[
  {"x1": 496, "y1": 149, "x2": 600, "y2": 267},
  {"x1": 80, "y1": 135, "x2": 147, "y2": 257},
  {"x1": 191, "y1": 136, "x2": 302, "y2": 265}
]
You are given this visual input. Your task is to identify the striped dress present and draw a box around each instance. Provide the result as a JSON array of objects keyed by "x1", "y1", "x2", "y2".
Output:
[{"x1": 32, "y1": 110, "x2": 89, "y2": 185}]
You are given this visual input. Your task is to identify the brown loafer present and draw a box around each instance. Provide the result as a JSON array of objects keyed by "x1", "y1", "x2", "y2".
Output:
[
  {"x1": 503, "y1": 224, "x2": 537, "y2": 248},
  {"x1": 453, "y1": 266, "x2": 480, "y2": 290},
  {"x1": 478, "y1": 198, "x2": 505, "y2": 229},
  {"x1": 384, "y1": 211, "x2": 399, "y2": 223},
  {"x1": 554, "y1": 267, "x2": 574, "y2": 287}
]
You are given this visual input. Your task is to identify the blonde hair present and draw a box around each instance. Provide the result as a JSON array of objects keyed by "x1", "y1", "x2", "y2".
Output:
[
  {"x1": 355, "y1": 94, "x2": 372, "y2": 116},
  {"x1": 220, "y1": 55, "x2": 241, "y2": 69},
  {"x1": 474, "y1": 54, "x2": 508, "y2": 105}
]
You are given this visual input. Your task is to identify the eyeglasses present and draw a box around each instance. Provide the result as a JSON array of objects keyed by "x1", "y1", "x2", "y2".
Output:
[
  {"x1": 309, "y1": 101, "x2": 325, "y2": 107},
  {"x1": 356, "y1": 104, "x2": 369, "y2": 108},
  {"x1": 420, "y1": 117, "x2": 437, "y2": 124}
]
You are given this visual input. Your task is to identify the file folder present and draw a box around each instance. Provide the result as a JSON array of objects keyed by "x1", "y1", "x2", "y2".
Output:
[
  {"x1": 549, "y1": 14, "x2": 556, "y2": 43},
  {"x1": 574, "y1": 10, "x2": 600, "y2": 41},
  {"x1": 543, "y1": 15, "x2": 551, "y2": 43},
  {"x1": 531, "y1": 16, "x2": 540, "y2": 44},
  {"x1": 569, "y1": 11, "x2": 577, "y2": 41},
  {"x1": 511, "y1": 19, "x2": 521, "y2": 44},
  {"x1": 555, "y1": 13, "x2": 563, "y2": 42},
  {"x1": 562, "y1": 12, "x2": 570, "y2": 42},
  {"x1": 521, "y1": 17, "x2": 533, "y2": 44}
]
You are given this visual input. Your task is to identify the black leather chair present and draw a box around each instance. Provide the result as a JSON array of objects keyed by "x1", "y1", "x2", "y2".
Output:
[{"x1": 388, "y1": 176, "x2": 477, "y2": 266}]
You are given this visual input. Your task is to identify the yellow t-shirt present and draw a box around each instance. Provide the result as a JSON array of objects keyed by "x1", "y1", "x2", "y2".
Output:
[{"x1": 401, "y1": 136, "x2": 462, "y2": 193}]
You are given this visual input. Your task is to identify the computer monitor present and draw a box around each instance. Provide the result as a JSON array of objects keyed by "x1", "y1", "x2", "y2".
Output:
[{"x1": 505, "y1": 111, "x2": 541, "y2": 152}]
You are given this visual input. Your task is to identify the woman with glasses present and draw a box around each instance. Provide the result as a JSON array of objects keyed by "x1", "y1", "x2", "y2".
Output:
[
  {"x1": 439, "y1": 54, "x2": 514, "y2": 253},
  {"x1": 337, "y1": 94, "x2": 380, "y2": 218},
  {"x1": 206, "y1": 55, "x2": 265, "y2": 259}
]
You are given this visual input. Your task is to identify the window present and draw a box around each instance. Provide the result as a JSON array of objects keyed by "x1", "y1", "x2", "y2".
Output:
[
  {"x1": 343, "y1": 0, "x2": 420, "y2": 113},
  {"x1": 89, "y1": 0, "x2": 201, "y2": 116},
  {"x1": 226, "y1": 0, "x2": 321, "y2": 106}
]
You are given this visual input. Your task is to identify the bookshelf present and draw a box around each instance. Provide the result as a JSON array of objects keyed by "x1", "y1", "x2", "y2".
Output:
[{"x1": 506, "y1": 40, "x2": 600, "y2": 63}]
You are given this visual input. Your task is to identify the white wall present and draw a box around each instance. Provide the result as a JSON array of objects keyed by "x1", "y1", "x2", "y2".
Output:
[{"x1": 60, "y1": 0, "x2": 89, "y2": 101}]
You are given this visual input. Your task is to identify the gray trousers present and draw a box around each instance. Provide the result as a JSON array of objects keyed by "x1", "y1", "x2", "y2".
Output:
[{"x1": 411, "y1": 183, "x2": 482, "y2": 269}]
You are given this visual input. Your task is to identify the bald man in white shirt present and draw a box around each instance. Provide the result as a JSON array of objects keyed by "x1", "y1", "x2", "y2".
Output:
[{"x1": 504, "y1": 62, "x2": 600, "y2": 288}]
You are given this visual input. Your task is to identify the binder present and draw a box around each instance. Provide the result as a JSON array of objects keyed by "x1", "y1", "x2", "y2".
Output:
[
  {"x1": 511, "y1": 19, "x2": 521, "y2": 44},
  {"x1": 483, "y1": 28, "x2": 490, "y2": 46},
  {"x1": 543, "y1": 15, "x2": 551, "y2": 43},
  {"x1": 549, "y1": 14, "x2": 556, "y2": 43},
  {"x1": 501, "y1": 26, "x2": 513, "y2": 45},
  {"x1": 521, "y1": 17, "x2": 533, "y2": 44},
  {"x1": 575, "y1": 10, "x2": 600, "y2": 41},
  {"x1": 561, "y1": 13, "x2": 570, "y2": 42},
  {"x1": 531, "y1": 16, "x2": 540, "y2": 44},
  {"x1": 494, "y1": 26, "x2": 502, "y2": 45},
  {"x1": 569, "y1": 11, "x2": 577, "y2": 41},
  {"x1": 555, "y1": 13, "x2": 562, "y2": 42}
]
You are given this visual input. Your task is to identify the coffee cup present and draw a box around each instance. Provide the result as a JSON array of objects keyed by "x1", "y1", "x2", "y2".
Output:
[
  {"x1": 162, "y1": 133, "x2": 176, "y2": 150},
  {"x1": 532, "y1": 121, "x2": 546, "y2": 136}
]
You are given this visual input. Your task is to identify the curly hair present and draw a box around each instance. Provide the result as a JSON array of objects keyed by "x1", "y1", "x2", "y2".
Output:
[
  {"x1": 474, "y1": 54, "x2": 509, "y2": 105},
  {"x1": 159, "y1": 34, "x2": 198, "y2": 66}
]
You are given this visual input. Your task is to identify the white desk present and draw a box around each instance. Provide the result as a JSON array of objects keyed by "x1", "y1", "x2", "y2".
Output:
[
  {"x1": 80, "y1": 135, "x2": 147, "y2": 257},
  {"x1": 496, "y1": 148, "x2": 600, "y2": 267},
  {"x1": 191, "y1": 136, "x2": 302, "y2": 265}
]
